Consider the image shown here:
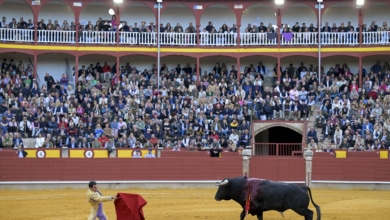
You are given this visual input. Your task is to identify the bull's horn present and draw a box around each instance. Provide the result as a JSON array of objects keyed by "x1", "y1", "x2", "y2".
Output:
[{"x1": 215, "y1": 179, "x2": 229, "y2": 186}]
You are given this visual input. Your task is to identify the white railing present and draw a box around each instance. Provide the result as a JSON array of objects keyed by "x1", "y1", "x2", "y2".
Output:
[
  {"x1": 362, "y1": 31, "x2": 390, "y2": 45},
  {"x1": 160, "y1": 32, "x2": 197, "y2": 46},
  {"x1": 1, "y1": 29, "x2": 389, "y2": 46},
  {"x1": 79, "y1": 30, "x2": 116, "y2": 44},
  {"x1": 320, "y1": 32, "x2": 359, "y2": 45},
  {"x1": 138, "y1": 32, "x2": 156, "y2": 45},
  {"x1": 199, "y1": 32, "x2": 237, "y2": 46},
  {"x1": 119, "y1": 32, "x2": 139, "y2": 45},
  {"x1": 0, "y1": 28, "x2": 34, "y2": 42},
  {"x1": 37, "y1": 30, "x2": 76, "y2": 44},
  {"x1": 280, "y1": 32, "x2": 318, "y2": 45},
  {"x1": 240, "y1": 33, "x2": 277, "y2": 46}
]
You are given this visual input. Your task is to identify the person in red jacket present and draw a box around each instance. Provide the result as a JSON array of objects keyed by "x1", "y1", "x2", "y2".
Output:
[
  {"x1": 98, "y1": 134, "x2": 109, "y2": 148},
  {"x1": 102, "y1": 61, "x2": 111, "y2": 82}
]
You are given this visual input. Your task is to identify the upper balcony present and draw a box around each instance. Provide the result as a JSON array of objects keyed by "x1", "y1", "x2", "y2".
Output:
[
  {"x1": 0, "y1": 0, "x2": 389, "y2": 51},
  {"x1": 1, "y1": 29, "x2": 388, "y2": 47}
]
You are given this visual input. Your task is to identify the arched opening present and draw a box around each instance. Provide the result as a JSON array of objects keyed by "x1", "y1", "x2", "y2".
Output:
[{"x1": 253, "y1": 124, "x2": 303, "y2": 156}]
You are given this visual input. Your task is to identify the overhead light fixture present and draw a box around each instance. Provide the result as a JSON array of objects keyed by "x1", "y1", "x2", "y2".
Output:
[
  {"x1": 275, "y1": 0, "x2": 284, "y2": 5},
  {"x1": 157, "y1": 0, "x2": 163, "y2": 3},
  {"x1": 108, "y1": 8, "x2": 115, "y2": 16},
  {"x1": 113, "y1": 0, "x2": 123, "y2": 4},
  {"x1": 356, "y1": 0, "x2": 364, "y2": 6},
  {"x1": 317, "y1": 0, "x2": 323, "y2": 3}
]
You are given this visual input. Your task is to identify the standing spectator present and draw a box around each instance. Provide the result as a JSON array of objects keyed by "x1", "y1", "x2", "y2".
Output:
[
  {"x1": 59, "y1": 73, "x2": 69, "y2": 88},
  {"x1": 44, "y1": 73, "x2": 55, "y2": 90},
  {"x1": 101, "y1": 62, "x2": 111, "y2": 83}
]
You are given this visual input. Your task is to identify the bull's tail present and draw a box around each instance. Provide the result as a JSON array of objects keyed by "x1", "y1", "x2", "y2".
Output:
[{"x1": 307, "y1": 187, "x2": 321, "y2": 220}]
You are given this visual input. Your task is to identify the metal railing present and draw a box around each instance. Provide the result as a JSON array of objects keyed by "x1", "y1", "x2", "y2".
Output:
[
  {"x1": 0, "y1": 28, "x2": 389, "y2": 46},
  {"x1": 253, "y1": 143, "x2": 303, "y2": 156}
]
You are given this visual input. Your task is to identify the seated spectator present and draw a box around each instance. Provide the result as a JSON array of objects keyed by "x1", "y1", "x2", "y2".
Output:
[
  {"x1": 209, "y1": 143, "x2": 222, "y2": 157},
  {"x1": 229, "y1": 130, "x2": 239, "y2": 145},
  {"x1": 333, "y1": 126, "x2": 343, "y2": 145},
  {"x1": 338, "y1": 138, "x2": 350, "y2": 149},
  {"x1": 145, "y1": 148, "x2": 156, "y2": 158},
  {"x1": 2, "y1": 132, "x2": 13, "y2": 148},
  {"x1": 13, "y1": 132, "x2": 24, "y2": 149},
  {"x1": 239, "y1": 129, "x2": 252, "y2": 147},
  {"x1": 78, "y1": 137, "x2": 90, "y2": 148},
  {"x1": 91, "y1": 137, "x2": 102, "y2": 148},
  {"x1": 307, "y1": 138, "x2": 318, "y2": 151},
  {"x1": 306, "y1": 126, "x2": 318, "y2": 143},
  {"x1": 34, "y1": 133, "x2": 45, "y2": 148},
  {"x1": 40, "y1": 134, "x2": 53, "y2": 148},
  {"x1": 67, "y1": 137, "x2": 78, "y2": 148}
]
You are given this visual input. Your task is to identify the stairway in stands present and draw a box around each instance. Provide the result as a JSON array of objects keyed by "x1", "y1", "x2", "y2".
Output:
[{"x1": 306, "y1": 104, "x2": 336, "y2": 149}]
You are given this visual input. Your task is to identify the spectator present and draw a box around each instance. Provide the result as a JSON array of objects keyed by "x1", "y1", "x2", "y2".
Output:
[
  {"x1": 307, "y1": 126, "x2": 318, "y2": 143},
  {"x1": 307, "y1": 138, "x2": 318, "y2": 151}
]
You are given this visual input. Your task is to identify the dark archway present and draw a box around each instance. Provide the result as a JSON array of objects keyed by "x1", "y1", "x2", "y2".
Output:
[{"x1": 254, "y1": 126, "x2": 303, "y2": 156}]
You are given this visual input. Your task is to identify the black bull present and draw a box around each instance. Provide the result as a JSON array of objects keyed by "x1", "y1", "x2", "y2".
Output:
[{"x1": 215, "y1": 177, "x2": 321, "y2": 220}]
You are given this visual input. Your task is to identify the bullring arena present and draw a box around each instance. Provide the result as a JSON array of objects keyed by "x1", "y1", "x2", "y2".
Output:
[
  {"x1": 1, "y1": 0, "x2": 390, "y2": 219},
  {"x1": 1, "y1": 150, "x2": 390, "y2": 219}
]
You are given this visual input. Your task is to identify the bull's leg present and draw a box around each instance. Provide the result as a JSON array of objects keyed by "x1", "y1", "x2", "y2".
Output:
[
  {"x1": 256, "y1": 212, "x2": 263, "y2": 220},
  {"x1": 239, "y1": 210, "x2": 246, "y2": 220},
  {"x1": 293, "y1": 208, "x2": 313, "y2": 220}
]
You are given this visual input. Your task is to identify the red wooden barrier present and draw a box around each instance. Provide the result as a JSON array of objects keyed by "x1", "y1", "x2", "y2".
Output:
[
  {"x1": 160, "y1": 150, "x2": 241, "y2": 158},
  {"x1": 0, "y1": 157, "x2": 243, "y2": 181},
  {"x1": 249, "y1": 157, "x2": 305, "y2": 181}
]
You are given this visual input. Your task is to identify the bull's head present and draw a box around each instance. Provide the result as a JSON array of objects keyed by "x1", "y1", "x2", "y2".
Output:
[{"x1": 215, "y1": 178, "x2": 231, "y2": 201}]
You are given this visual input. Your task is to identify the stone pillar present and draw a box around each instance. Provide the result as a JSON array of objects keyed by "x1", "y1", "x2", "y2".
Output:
[
  {"x1": 242, "y1": 149, "x2": 252, "y2": 177},
  {"x1": 303, "y1": 150, "x2": 314, "y2": 187},
  {"x1": 61, "y1": 148, "x2": 68, "y2": 158},
  {"x1": 109, "y1": 149, "x2": 117, "y2": 158}
]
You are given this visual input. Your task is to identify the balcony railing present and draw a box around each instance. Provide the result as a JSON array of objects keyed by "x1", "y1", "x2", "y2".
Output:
[
  {"x1": 253, "y1": 143, "x2": 303, "y2": 156},
  {"x1": 0, "y1": 29, "x2": 34, "y2": 42},
  {"x1": 0, "y1": 28, "x2": 389, "y2": 46},
  {"x1": 37, "y1": 30, "x2": 76, "y2": 44}
]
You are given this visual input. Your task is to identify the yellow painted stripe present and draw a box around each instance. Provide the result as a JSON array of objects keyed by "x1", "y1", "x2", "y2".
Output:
[
  {"x1": 117, "y1": 149, "x2": 133, "y2": 158},
  {"x1": 24, "y1": 149, "x2": 37, "y2": 158},
  {"x1": 0, "y1": 43, "x2": 389, "y2": 53},
  {"x1": 69, "y1": 149, "x2": 85, "y2": 158},
  {"x1": 118, "y1": 149, "x2": 151, "y2": 158},
  {"x1": 379, "y1": 150, "x2": 389, "y2": 159},
  {"x1": 93, "y1": 150, "x2": 108, "y2": 158},
  {"x1": 45, "y1": 149, "x2": 61, "y2": 158},
  {"x1": 335, "y1": 150, "x2": 347, "y2": 159}
]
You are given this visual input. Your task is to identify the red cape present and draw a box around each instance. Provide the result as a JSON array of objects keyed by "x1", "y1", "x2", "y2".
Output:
[{"x1": 114, "y1": 193, "x2": 147, "y2": 220}]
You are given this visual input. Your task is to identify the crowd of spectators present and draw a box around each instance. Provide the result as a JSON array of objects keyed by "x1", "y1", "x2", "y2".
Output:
[
  {"x1": 0, "y1": 59, "x2": 259, "y2": 152},
  {"x1": 305, "y1": 60, "x2": 390, "y2": 152},
  {"x1": 1, "y1": 56, "x2": 389, "y2": 153}
]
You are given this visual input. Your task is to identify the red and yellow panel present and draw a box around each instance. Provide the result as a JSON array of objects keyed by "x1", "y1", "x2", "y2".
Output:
[
  {"x1": 25, "y1": 149, "x2": 61, "y2": 158},
  {"x1": 117, "y1": 149, "x2": 154, "y2": 158},
  {"x1": 69, "y1": 149, "x2": 108, "y2": 158}
]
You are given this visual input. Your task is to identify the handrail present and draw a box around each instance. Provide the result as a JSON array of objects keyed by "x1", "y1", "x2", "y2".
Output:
[
  {"x1": 0, "y1": 28, "x2": 388, "y2": 46},
  {"x1": 253, "y1": 143, "x2": 303, "y2": 156}
]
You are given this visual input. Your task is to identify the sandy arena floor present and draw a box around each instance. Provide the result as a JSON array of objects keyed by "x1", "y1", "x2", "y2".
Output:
[{"x1": 0, "y1": 188, "x2": 389, "y2": 220}]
